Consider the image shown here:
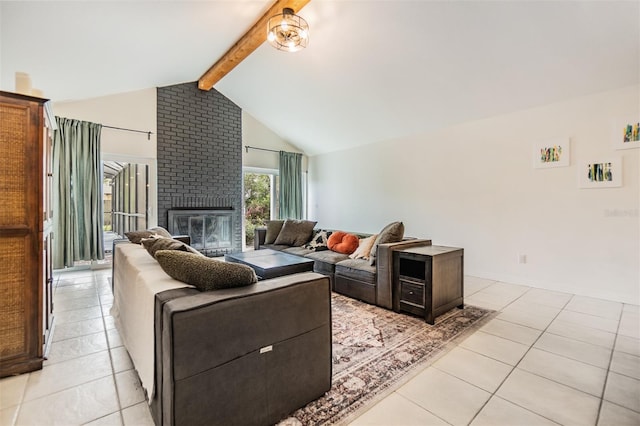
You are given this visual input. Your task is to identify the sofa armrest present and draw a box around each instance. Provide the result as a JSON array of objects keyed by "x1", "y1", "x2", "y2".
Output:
[
  {"x1": 156, "y1": 272, "x2": 331, "y2": 425},
  {"x1": 376, "y1": 239, "x2": 432, "y2": 309},
  {"x1": 254, "y1": 227, "x2": 267, "y2": 250}
]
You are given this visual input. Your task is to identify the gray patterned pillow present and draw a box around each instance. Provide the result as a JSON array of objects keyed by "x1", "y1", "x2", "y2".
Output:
[
  {"x1": 148, "y1": 227, "x2": 172, "y2": 238},
  {"x1": 274, "y1": 219, "x2": 318, "y2": 246},
  {"x1": 304, "y1": 230, "x2": 332, "y2": 251},
  {"x1": 125, "y1": 226, "x2": 172, "y2": 244},
  {"x1": 141, "y1": 236, "x2": 201, "y2": 258},
  {"x1": 369, "y1": 222, "x2": 405, "y2": 266},
  {"x1": 155, "y1": 250, "x2": 258, "y2": 291}
]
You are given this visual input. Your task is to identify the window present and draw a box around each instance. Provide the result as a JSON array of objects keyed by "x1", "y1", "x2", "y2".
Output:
[
  {"x1": 243, "y1": 168, "x2": 279, "y2": 247},
  {"x1": 243, "y1": 166, "x2": 308, "y2": 248}
]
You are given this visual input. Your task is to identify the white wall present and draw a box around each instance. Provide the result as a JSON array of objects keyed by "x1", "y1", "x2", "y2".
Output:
[
  {"x1": 309, "y1": 86, "x2": 640, "y2": 304},
  {"x1": 53, "y1": 88, "x2": 158, "y2": 225},
  {"x1": 242, "y1": 111, "x2": 307, "y2": 171}
]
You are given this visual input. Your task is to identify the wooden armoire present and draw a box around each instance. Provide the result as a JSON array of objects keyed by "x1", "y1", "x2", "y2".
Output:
[{"x1": 0, "y1": 91, "x2": 55, "y2": 377}]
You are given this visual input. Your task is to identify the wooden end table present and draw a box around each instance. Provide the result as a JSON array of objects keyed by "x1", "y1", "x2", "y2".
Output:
[{"x1": 392, "y1": 245, "x2": 464, "y2": 324}]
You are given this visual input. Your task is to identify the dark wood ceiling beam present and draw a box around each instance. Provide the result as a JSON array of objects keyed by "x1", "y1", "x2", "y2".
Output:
[{"x1": 198, "y1": 0, "x2": 310, "y2": 91}]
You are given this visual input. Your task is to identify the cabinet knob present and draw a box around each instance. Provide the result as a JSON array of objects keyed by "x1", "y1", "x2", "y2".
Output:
[{"x1": 409, "y1": 291, "x2": 414, "y2": 295}]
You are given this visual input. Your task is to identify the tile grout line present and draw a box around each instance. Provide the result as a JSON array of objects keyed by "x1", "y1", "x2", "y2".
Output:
[
  {"x1": 10, "y1": 373, "x2": 31, "y2": 426},
  {"x1": 594, "y1": 305, "x2": 625, "y2": 425},
  {"x1": 392, "y1": 391, "x2": 456, "y2": 426},
  {"x1": 12, "y1": 276, "x2": 101, "y2": 425},
  {"x1": 464, "y1": 286, "x2": 574, "y2": 426},
  {"x1": 96, "y1": 273, "x2": 127, "y2": 426}
]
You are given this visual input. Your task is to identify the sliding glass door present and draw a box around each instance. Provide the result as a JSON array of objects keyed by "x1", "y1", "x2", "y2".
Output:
[
  {"x1": 109, "y1": 162, "x2": 148, "y2": 236},
  {"x1": 243, "y1": 168, "x2": 279, "y2": 247}
]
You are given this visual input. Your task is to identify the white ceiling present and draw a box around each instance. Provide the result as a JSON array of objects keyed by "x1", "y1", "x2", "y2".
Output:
[{"x1": 2, "y1": 1, "x2": 638, "y2": 155}]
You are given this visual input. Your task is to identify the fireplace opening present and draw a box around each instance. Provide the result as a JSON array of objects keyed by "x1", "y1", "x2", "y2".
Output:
[{"x1": 167, "y1": 209, "x2": 233, "y2": 255}]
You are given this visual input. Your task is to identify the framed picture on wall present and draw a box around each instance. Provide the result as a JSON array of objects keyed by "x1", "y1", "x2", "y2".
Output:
[
  {"x1": 533, "y1": 137, "x2": 570, "y2": 168},
  {"x1": 578, "y1": 158, "x2": 622, "y2": 189},
  {"x1": 613, "y1": 119, "x2": 640, "y2": 150}
]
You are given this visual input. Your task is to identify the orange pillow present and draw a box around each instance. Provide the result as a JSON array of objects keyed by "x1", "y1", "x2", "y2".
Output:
[{"x1": 327, "y1": 231, "x2": 360, "y2": 255}]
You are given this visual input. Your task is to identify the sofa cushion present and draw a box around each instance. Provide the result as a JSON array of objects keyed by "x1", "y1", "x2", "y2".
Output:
[
  {"x1": 335, "y1": 259, "x2": 377, "y2": 284},
  {"x1": 303, "y1": 230, "x2": 332, "y2": 251},
  {"x1": 125, "y1": 226, "x2": 172, "y2": 244},
  {"x1": 264, "y1": 220, "x2": 285, "y2": 244},
  {"x1": 140, "y1": 236, "x2": 199, "y2": 258},
  {"x1": 312, "y1": 260, "x2": 337, "y2": 276},
  {"x1": 283, "y1": 246, "x2": 314, "y2": 257},
  {"x1": 155, "y1": 250, "x2": 258, "y2": 291},
  {"x1": 261, "y1": 244, "x2": 291, "y2": 251},
  {"x1": 327, "y1": 231, "x2": 359, "y2": 255},
  {"x1": 274, "y1": 219, "x2": 317, "y2": 246},
  {"x1": 304, "y1": 250, "x2": 350, "y2": 265},
  {"x1": 349, "y1": 234, "x2": 378, "y2": 260},
  {"x1": 369, "y1": 222, "x2": 405, "y2": 266}
]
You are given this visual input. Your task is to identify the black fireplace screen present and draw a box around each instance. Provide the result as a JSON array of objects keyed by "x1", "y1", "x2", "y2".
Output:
[{"x1": 167, "y1": 209, "x2": 233, "y2": 250}]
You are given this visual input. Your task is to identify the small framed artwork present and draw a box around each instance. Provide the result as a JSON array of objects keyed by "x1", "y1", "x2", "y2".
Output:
[
  {"x1": 613, "y1": 120, "x2": 640, "y2": 150},
  {"x1": 579, "y1": 158, "x2": 622, "y2": 189},
  {"x1": 533, "y1": 138, "x2": 570, "y2": 168}
]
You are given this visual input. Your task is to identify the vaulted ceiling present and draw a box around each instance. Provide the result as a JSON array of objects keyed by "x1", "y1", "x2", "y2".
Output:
[{"x1": 1, "y1": 1, "x2": 638, "y2": 155}]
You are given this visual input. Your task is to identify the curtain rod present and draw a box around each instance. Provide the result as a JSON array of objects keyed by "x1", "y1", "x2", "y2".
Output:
[
  {"x1": 244, "y1": 145, "x2": 302, "y2": 155},
  {"x1": 102, "y1": 125, "x2": 153, "y2": 140}
]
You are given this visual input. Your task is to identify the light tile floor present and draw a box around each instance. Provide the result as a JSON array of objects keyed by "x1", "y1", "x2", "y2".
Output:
[
  {"x1": 352, "y1": 276, "x2": 640, "y2": 426},
  {"x1": 0, "y1": 272, "x2": 638, "y2": 425}
]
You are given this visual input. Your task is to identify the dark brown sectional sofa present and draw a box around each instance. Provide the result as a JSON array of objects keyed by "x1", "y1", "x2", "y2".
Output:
[
  {"x1": 254, "y1": 223, "x2": 431, "y2": 309},
  {"x1": 112, "y1": 240, "x2": 332, "y2": 426}
]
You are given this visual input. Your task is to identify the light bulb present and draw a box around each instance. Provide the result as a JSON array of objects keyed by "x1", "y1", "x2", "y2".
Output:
[
  {"x1": 299, "y1": 29, "x2": 308, "y2": 39},
  {"x1": 281, "y1": 19, "x2": 288, "y2": 31},
  {"x1": 267, "y1": 31, "x2": 275, "y2": 42}
]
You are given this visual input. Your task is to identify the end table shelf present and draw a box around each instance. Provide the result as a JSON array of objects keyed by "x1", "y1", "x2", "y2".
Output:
[{"x1": 393, "y1": 245, "x2": 464, "y2": 324}]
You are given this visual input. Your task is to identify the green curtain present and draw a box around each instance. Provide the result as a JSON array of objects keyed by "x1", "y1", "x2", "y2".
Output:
[
  {"x1": 278, "y1": 151, "x2": 303, "y2": 219},
  {"x1": 52, "y1": 117, "x2": 104, "y2": 268}
]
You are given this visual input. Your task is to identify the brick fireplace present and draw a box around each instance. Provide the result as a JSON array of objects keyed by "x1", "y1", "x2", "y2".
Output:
[{"x1": 156, "y1": 82, "x2": 242, "y2": 256}]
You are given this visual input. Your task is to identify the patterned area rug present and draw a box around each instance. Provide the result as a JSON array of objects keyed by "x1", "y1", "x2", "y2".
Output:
[{"x1": 279, "y1": 293, "x2": 493, "y2": 426}]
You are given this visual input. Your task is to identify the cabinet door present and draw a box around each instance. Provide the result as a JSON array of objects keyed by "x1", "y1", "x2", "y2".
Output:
[
  {"x1": 0, "y1": 234, "x2": 40, "y2": 372},
  {"x1": 42, "y1": 125, "x2": 53, "y2": 223},
  {"x1": 0, "y1": 93, "x2": 45, "y2": 376},
  {"x1": 42, "y1": 232, "x2": 54, "y2": 344}
]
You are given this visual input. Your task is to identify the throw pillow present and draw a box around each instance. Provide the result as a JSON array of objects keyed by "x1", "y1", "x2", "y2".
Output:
[
  {"x1": 369, "y1": 222, "x2": 405, "y2": 266},
  {"x1": 327, "y1": 231, "x2": 360, "y2": 255},
  {"x1": 274, "y1": 219, "x2": 318, "y2": 246},
  {"x1": 148, "y1": 226, "x2": 172, "y2": 238},
  {"x1": 155, "y1": 250, "x2": 258, "y2": 291},
  {"x1": 349, "y1": 234, "x2": 378, "y2": 260},
  {"x1": 125, "y1": 226, "x2": 172, "y2": 244},
  {"x1": 304, "y1": 230, "x2": 333, "y2": 251},
  {"x1": 264, "y1": 220, "x2": 285, "y2": 244},
  {"x1": 141, "y1": 236, "x2": 201, "y2": 259}
]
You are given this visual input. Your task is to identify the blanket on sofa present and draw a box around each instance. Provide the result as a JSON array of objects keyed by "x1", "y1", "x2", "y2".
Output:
[{"x1": 110, "y1": 243, "x2": 192, "y2": 399}]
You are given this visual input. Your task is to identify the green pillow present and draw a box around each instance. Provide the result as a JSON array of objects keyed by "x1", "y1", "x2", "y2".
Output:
[{"x1": 155, "y1": 250, "x2": 258, "y2": 291}]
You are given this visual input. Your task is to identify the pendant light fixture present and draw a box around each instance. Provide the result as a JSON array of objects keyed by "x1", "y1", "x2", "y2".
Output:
[{"x1": 267, "y1": 7, "x2": 309, "y2": 52}]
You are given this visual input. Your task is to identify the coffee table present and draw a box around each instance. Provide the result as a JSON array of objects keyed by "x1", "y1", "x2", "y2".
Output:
[{"x1": 225, "y1": 249, "x2": 314, "y2": 280}]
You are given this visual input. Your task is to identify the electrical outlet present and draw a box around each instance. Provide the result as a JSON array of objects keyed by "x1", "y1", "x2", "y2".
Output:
[{"x1": 518, "y1": 254, "x2": 527, "y2": 264}]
